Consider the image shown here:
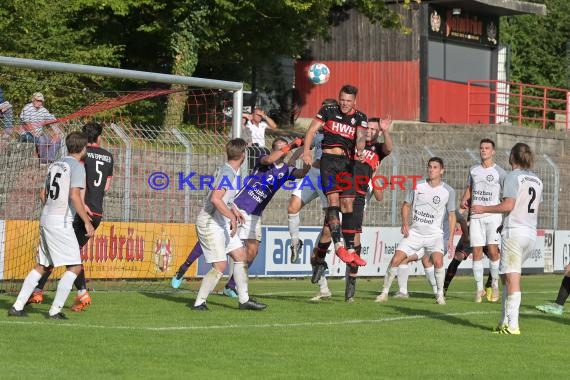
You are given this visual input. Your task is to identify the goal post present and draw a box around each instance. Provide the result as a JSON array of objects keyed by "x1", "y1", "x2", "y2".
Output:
[
  {"x1": 0, "y1": 56, "x2": 244, "y2": 138},
  {"x1": 0, "y1": 56, "x2": 246, "y2": 292}
]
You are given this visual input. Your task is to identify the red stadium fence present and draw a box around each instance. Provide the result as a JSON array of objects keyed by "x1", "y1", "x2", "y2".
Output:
[{"x1": 467, "y1": 79, "x2": 570, "y2": 130}]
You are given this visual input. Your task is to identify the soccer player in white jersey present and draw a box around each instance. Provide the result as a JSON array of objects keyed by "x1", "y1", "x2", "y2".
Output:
[
  {"x1": 472, "y1": 142, "x2": 543, "y2": 335},
  {"x1": 375, "y1": 157, "x2": 456, "y2": 305},
  {"x1": 8, "y1": 132, "x2": 94, "y2": 319},
  {"x1": 192, "y1": 138, "x2": 266, "y2": 311},
  {"x1": 461, "y1": 138, "x2": 506, "y2": 303}
]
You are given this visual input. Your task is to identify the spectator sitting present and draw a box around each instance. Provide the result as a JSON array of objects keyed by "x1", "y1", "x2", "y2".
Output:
[
  {"x1": 19, "y1": 92, "x2": 61, "y2": 164},
  {"x1": 0, "y1": 87, "x2": 14, "y2": 136}
]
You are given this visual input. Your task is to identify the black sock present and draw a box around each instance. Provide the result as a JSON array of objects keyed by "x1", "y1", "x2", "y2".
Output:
[
  {"x1": 326, "y1": 207, "x2": 342, "y2": 245},
  {"x1": 444, "y1": 259, "x2": 461, "y2": 291},
  {"x1": 345, "y1": 275, "x2": 357, "y2": 300},
  {"x1": 485, "y1": 273, "x2": 493, "y2": 289},
  {"x1": 341, "y1": 212, "x2": 356, "y2": 249},
  {"x1": 555, "y1": 276, "x2": 570, "y2": 306},
  {"x1": 36, "y1": 268, "x2": 53, "y2": 291},
  {"x1": 74, "y1": 268, "x2": 87, "y2": 291}
]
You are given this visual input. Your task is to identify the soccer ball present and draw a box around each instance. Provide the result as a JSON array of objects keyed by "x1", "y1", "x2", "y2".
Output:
[{"x1": 307, "y1": 63, "x2": 330, "y2": 85}]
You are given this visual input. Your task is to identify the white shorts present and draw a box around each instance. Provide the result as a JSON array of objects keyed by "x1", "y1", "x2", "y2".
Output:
[
  {"x1": 292, "y1": 166, "x2": 328, "y2": 208},
  {"x1": 500, "y1": 233, "x2": 536, "y2": 274},
  {"x1": 37, "y1": 225, "x2": 81, "y2": 267},
  {"x1": 470, "y1": 214, "x2": 502, "y2": 247},
  {"x1": 196, "y1": 213, "x2": 243, "y2": 264},
  {"x1": 237, "y1": 209, "x2": 262, "y2": 241},
  {"x1": 397, "y1": 230, "x2": 444, "y2": 258}
]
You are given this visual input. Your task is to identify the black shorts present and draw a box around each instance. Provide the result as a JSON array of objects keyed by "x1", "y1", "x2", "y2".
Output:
[
  {"x1": 353, "y1": 195, "x2": 366, "y2": 233},
  {"x1": 320, "y1": 153, "x2": 355, "y2": 197},
  {"x1": 353, "y1": 161, "x2": 371, "y2": 196},
  {"x1": 73, "y1": 214, "x2": 102, "y2": 248}
]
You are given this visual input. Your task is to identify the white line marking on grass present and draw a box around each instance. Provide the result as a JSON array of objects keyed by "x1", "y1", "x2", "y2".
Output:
[{"x1": 1, "y1": 310, "x2": 518, "y2": 332}]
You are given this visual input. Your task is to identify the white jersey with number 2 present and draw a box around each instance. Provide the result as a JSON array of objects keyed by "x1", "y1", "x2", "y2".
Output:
[{"x1": 502, "y1": 169, "x2": 543, "y2": 236}]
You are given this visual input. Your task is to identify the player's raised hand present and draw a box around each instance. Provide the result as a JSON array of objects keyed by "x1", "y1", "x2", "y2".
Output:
[{"x1": 380, "y1": 115, "x2": 392, "y2": 131}]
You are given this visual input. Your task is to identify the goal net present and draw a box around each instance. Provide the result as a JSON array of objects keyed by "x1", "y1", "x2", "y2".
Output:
[{"x1": 0, "y1": 60, "x2": 240, "y2": 293}]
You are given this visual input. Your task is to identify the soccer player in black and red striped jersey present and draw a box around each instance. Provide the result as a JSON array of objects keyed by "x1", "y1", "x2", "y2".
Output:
[
  {"x1": 28, "y1": 122, "x2": 113, "y2": 311},
  {"x1": 302, "y1": 85, "x2": 368, "y2": 275},
  {"x1": 345, "y1": 117, "x2": 392, "y2": 301}
]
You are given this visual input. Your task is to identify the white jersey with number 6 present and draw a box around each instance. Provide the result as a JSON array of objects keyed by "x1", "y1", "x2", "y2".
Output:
[
  {"x1": 40, "y1": 156, "x2": 86, "y2": 227},
  {"x1": 502, "y1": 169, "x2": 543, "y2": 235}
]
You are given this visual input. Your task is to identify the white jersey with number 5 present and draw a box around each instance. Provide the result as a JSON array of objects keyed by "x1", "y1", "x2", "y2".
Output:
[
  {"x1": 40, "y1": 156, "x2": 86, "y2": 227},
  {"x1": 502, "y1": 169, "x2": 543, "y2": 236}
]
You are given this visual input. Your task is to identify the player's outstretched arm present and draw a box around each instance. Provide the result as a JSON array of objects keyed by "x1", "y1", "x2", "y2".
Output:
[{"x1": 302, "y1": 121, "x2": 321, "y2": 166}]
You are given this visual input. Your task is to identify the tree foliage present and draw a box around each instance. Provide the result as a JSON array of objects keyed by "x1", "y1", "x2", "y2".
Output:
[
  {"x1": 500, "y1": 0, "x2": 570, "y2": 89},
  {"x1": 0, "y1": 0, "x2": 418, "y2": 124}
]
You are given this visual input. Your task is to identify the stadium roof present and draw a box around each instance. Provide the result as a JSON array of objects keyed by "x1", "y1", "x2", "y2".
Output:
[{"x1": 423, "y1": 0, "x2": 547, "y2": 16}]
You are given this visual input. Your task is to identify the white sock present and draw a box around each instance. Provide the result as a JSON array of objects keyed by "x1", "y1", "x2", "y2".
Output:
[
  {"x1": 489, "y1": 260, "x2": 500, "y2": 288},
  {"x1": 473, "y1": 260, "x2": 484, "y2": 292},
  {"x1": 49, "y1": 271, "x2": 78, "y2": 316},
  {"x1": 232, "y1": 261, "x2": 250, "y2": 304},
  {"x1": 435, "y1": 268, "x2": 445, "y2": 298},
  {"x1": 13, "y1": 269, "x2": 42, "y2": 311},
  {"x1": 382, "y1": 266, "x2": 398, "y2": 293},
  {"x1": 507, "y1": 291, "x2": 522, "y2": 330},
  {"x1": 77, "y1": 289, "x2": 87, "y2": 296},
  {"x1": 318, "y1": 276, "x2": 329, "y2": 292},
  {"x1": 424, "y1": 266, "x2": 437, "y2": 295},
  {"x1": 288, "y1": 212, "x2": 300, "y2": 246},
  {"x1": 227, "y1": 256, "x2": 235, "y2": 280},
  {"x1": 194, "y1": 268, "x2": 223, "y2": 306},
  {"x1": 397, "y1": 264, "x2": 409, "y2": 294},
  {"x1": 499, "y1": 285, "x2": 508, "y2": 326}
]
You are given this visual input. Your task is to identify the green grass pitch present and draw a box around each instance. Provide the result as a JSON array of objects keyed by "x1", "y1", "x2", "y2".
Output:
[{"x1": 0, "y1": 275, "x2": 567, "y2": 379}]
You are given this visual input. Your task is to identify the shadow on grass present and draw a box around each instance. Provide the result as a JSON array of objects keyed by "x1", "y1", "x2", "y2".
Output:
[
  {"x1": 520, "y1": 303, "x2": 570, "y2": 326},
  {"x1": 0, "y1": 297, "x2": 51, "y2": 317},
  {"x1": 385, "y1": 304, "x2": 493, "y2": 332},
  {"x1": 139, "y1": 290, "x2": 241, "y2": 310}
]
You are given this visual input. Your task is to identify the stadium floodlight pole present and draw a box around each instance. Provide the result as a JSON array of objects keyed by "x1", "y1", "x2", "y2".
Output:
[{"x1": 0, "y1": 55, "x2": 244, "y2": 137}]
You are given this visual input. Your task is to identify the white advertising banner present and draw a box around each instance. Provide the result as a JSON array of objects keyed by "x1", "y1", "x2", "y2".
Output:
[
  {"x1": 543, "y1": 230, "x2": 554, "y2": 273},
  {"x1": 262, "y1": 226, "x2": 546, "y2": 277}
]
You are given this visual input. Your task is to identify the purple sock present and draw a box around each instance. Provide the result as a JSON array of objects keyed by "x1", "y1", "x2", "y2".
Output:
[
  {"x1": 175, "y1": 243, "x2": 204, "y2": 277},
  {"x1": 226, "y1": 276, "x2": 236, "y2": 290}
]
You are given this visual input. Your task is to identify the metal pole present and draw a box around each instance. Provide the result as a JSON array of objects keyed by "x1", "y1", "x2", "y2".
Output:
[
  {"x1": 0, "y1": 56, "x2": 242, "y2": 91},
  {"x1": 110, "y1": 123, "x2": 131, "y2": 222},
  {"x1": 171, "y1": 128, "x2": 192, "y2": 224},
  {"x1": 232, "y1": 89, "x2": 243, "y2": 139},
  {"x1": 543, "y1": 154, "x2": 559, "y2": 230},
  {"x1": 391, "y1": 150, "x2": 399, "y2": 226}
]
